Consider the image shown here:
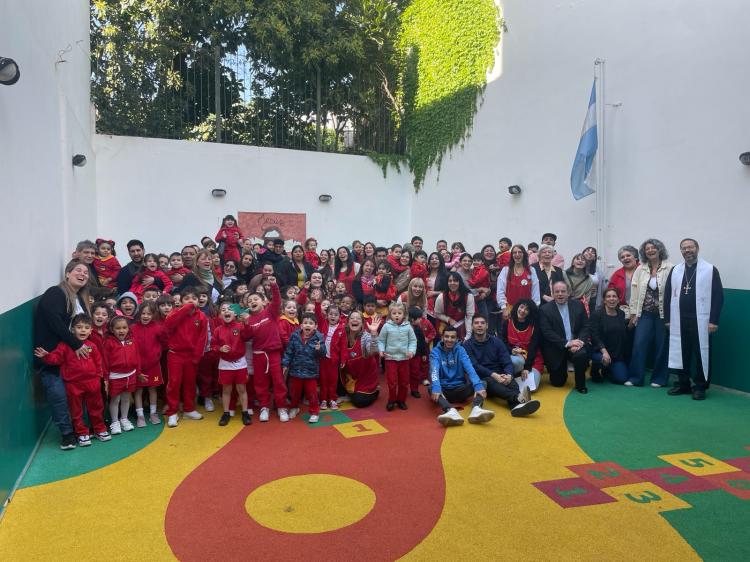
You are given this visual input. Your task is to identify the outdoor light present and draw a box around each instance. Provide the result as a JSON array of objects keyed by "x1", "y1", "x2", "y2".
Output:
[
  {"x1": 0, "y1": 57, "x2": 20, "y2": 85},
  {"x1": 72, "y1": 154, "x2": 87, "y2": 167},
  {"x1": 319, "y1": 194, "x2": 333, "y2": 202},
  {"x1": 507, "y1": 185, "x2": 522, "y2": 195},
  {"x1": 211, "y1": 188, "x2": 227, "y2": 197},
  {"x1": 740, "y1": 152, "x2": 750, "y2": 166}
]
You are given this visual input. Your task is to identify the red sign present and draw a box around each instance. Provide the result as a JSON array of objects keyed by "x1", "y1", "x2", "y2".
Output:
[{"x1": 238, "y1": 212, "x2": 307, "y2": 251}]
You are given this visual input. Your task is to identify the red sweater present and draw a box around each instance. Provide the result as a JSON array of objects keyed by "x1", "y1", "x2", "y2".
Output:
[
  {"x1": 278, "y1": 316, "x2": 299, "y2": 348},
  {"x1": 374, "y1": 273, "x2": 396, "y2": 302},
  {"x1": 89, "y1": 329, "x2": 107, "y2": 357},
  {"x1": 168, "y1": 266, "x2": 191, "y2": 285},
  {"x1": 103, "y1": 336, "x2": 141, "y2": 375},
  {"x1": 410, "y1": 262, "x2": 428, "y2": 283},
  {"x1": 496, "y1": 251, "x2": 511, "y2": 270},
  {"x1": 468, "y1": 264, "x2": 490, "y2": 289},
  {"x1": 216, "y1": 226, "x2": 244, "y2": 253},
  {"x1": 244, "y1": 284, "x2": 282, "y2": 352},
  {"x1": 304, "y1": 251, "x2": 320, "y2": 268},
  {"x1": 315, "y1": 302, "x2": 345, "y2": 362},
  {"x1": 131, "y1": 321, "x2": 167, "y2": 371},
  {"x1": 93, "y1": 256, "x2": 122, "y2": 288},
  {"x1": 42, "y1": 340, "x2": 103, "y2": 383},
  {"x1": 130, "y1": 268, "x2": 174, "y2": 299},
  {"x1": 211, "y1": 320, "x2": 253, "y2": 362},
  {"x1": 164, "y1": 303, "x2": 208, "y2": 362},
  {"x1": 420, "y1": 317, "x2": 437, "y2": 345},
  {"x1": 387, "y1": 255, "x2": 408, "y2": 275}
]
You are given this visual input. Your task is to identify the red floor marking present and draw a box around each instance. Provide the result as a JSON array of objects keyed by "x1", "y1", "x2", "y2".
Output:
[{"x1": 165, "y1": 395, "x2": 446, "y2": 561}]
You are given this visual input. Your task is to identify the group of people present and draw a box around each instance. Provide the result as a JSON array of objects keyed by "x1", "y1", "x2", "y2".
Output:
[{"x1": 33, "y1": 215, "x2": 724, "y2": 450}]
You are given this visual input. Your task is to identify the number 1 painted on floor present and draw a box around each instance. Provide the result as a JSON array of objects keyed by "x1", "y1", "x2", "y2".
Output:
[{"x1": 352, "y1": 423, "x2": 372, "y2": 433}]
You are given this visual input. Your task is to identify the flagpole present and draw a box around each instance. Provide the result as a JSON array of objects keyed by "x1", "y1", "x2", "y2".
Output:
[{"x1": 594, "y1": 58, "x2": 606, "y2": 268}]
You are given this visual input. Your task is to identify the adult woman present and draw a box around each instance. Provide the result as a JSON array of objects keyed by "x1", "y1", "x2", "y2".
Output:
[
  {"x1": 351, "y1": 258, "x2": 377, "y2": 306},
  {"x1": 564, "y1": 253, "x2": 593, "y2": 312},
  {"x1": 334, "y1": 246, "x2": 360, "y2": 294},
  {"x1": 34, "y1": 259, "x2": 92, "y2": 450},
  {"x1": 363, "y1": 242, "x2": 376, "y2": 261},
  {"x1": 502, "y1": 299, "x2": 543, "y2": 392},
  {"x1": 434, "y1": 272, "x2": 476, "y2": 340},
  {"x1": 399, "y1": 277, "x2": 428, "y2": 312},
  {"x1": 607, "y1": 245, "x2": 639, "y2": 311},
  {"x1": 318, "y1": 248, "x2": 336, "y2": 283},
  {"x1": 340, "y1": 311, "x2": 383, "y2": 408},
  {"x1": 582, "y1": 246, "x2": 606, "y2": 310},
  {"x1": 393, "y1": 249, "x2": 413, "y2": 293},
  {"x1": 237, "y1": 252, "x2": 257, "y2": 283},
  {"x1": 590, "y1": 288, "x2": 630, "y2": 384},
  {"x1": 455, "y1": 253, "x2": 473, "y2": 289},
  {"x1": 626, "y1": 238, "x2": 673, "y2": 387},
  {"x1": 425, "y1": 252, "x2": 449, "y2": 319},
  {"x1": 179, "y1": 249, "x2": 223, "y2": 302},
  {"x1": 532, "y1": 244, "x2": 564, "y2": 303},
  {"x1": 289, "y1": 244, "x2": 314, "y2": 288},
  {"x1": 497, "y1": 245, "x2": 540, "y2": 320},
  {"x1": 221, "y1": 260, "x2": 238, "y2": 289}
]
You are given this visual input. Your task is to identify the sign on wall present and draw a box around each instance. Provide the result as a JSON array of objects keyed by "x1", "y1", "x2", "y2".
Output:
[{"x1": 238, "y1": 212, "x2": 307, "y2": 251}]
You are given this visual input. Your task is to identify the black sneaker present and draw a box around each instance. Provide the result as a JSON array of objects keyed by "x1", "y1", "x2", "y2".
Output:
[
  {"x1": 668, "y1": 386, "x2": 691, "y2": 396},
  {"x1": 692, "y1": 388, "x2": 706, "y2": 401},
  {"x1": 386, "y1": 402, "x2": 396, "y2": 411},
  {"x1": 411, "y1": 390, "x2": 421, "y2": 398},
  {"x1": 60, "y1": 433, "x2": 77, "y2": 450},
  {"x1": 397, "y1": 401, "x2": 408, "y2": 410},
  {"x1": 218, "y1": 412, "x2": 231, "y2": 426},
  {"x1": 241, "y1": 411, "x2": 252, "y2": 426}
]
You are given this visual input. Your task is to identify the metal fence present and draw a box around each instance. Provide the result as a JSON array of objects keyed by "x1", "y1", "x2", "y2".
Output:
[{"x1": 93, "y1": 46, "x2": 404, "y2": 156}]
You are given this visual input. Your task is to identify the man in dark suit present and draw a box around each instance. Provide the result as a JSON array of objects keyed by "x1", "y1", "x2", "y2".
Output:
[{"x1": 539, "y1": 281, "x2": 591, "y2": 393}]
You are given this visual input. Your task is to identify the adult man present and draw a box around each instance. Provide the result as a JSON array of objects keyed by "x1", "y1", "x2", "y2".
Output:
[
  {"x1": 374, "y1": 247, "x2": 388, "y2": 263},
  {"x1": 529, "y1": 233, "x2": 565, "y2": 268},
  {"x1": 410, "y1": 236, "x2": 424, "y2": 252},
  {"x1": 429, "y1": 326, "x2": 495, "y2": 426},
  {"x1": 116, "y1": 239, "x2": 145, "y2": 295},
  {"x1": 72, "y1": 240, "x2": 102, "y2": 291},
  {"x1": 665, "y1": 238, "x2": 724, "y2": 400},
  {"x1": 464, "y1": 315, "x2": 540, "y2": 417},
  {"x1": 539, "y1": 281, "x2": 591, "y2": 393},
  {"x1": 181, "y1": 245, "x2": 197, "y2": 270},
  {"x1": 436, "y1": 240, "x2": 448, "y2": 252}
]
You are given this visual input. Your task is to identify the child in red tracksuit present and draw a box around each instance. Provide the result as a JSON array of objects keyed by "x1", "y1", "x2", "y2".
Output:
[
  {"x1": 196, "y1": 290, "x2": 220, "y2": 412},
  {"x1": 131, "y1": 253, "x2": 174, "y2": 300},
  {"x1": 34, "y1": 314, "x2": 111, "y2": 447},
  {"x1": 93, "y1": 239, "x2": 121, "y2": 289},
  {"x1": 164, "y1": 288, "x2": 208, "y2": 428},
  {"x1": 304, "y1": 237, "x2": 320, "y2": 268},
  {"x1": 278, "y1": 299, "x2": 300, "y2": 349},
  {"x1": 374, "y1": 262, "x2": 396, "y2": 313},
  {"x1": 90, "y1": 302, "x2": 111, "y2": 356},
  {"x1": 315, "y1": 301, "x2": 345, "y2": 410},
  {"x1": 103, "y1": 316, "x2": 141, "y2": 435},
  {"x1": 410, "y1": 252, "x2": 429, "y2": 284},
  {"x1": 168, "y1": 252, "x2": 192, "y2": 286},
  {"x1": 408, "y1": 306, "x2": 436, "y2": 396},
  {"x1": 244, "y1": 279, "x2": 289, "y2": 422},
  {"x1": 131, "y1": 301, "x2": 167, "y2": 427},
  {"x1": 469, "y1": 253, "x2": 492, "y2": 319},
  {"x1": 215, "y1": 214, "x2": 244, "y2": 264},
  {"x1": 212, "y1": 302, "x2": 253, "y2": 426}
]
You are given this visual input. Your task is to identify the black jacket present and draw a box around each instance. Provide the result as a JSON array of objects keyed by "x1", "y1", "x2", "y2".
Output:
[
  {"x1": 34, "y1": 286, "x2": 87, "y2": 372},
  {"x1": 538, "y1": 299, "x2": 590, "y2": 362}
]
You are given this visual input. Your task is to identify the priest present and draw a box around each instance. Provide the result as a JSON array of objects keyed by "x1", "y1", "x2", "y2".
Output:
[{"x1": 664, "y1": 238, "x2": 723, "y2": 400}]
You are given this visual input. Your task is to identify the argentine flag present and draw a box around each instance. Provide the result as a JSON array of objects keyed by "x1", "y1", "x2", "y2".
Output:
[{"x1": 570, "y1": 80, "x2": 598, "y2": 200}]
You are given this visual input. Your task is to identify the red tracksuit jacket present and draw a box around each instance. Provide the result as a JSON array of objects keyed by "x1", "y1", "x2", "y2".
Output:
[
  {"x1": 244, "y1": 284, "x2": 282, "y2": 352},
  {"x1": 278, "y1": 316, "x2": 299, "y2": 348},
  {"x1": 93, "y1": 256, "x2": 122, "y2": 288},
  {"x1": 410, "y1": 262, "x2": 428, "y2": 283},
  {"x1": 130, "y1": 269, "x2": 174, "y2": 298},
  {"x1": 42, "y1": 340, "x2": 103, "y2": 383},
  {"x1": 211, "y1": 320, "x2": 253, "y2": 362},
  {"x1": 103, "y1": 336, "x2": 141, "y2": 375},
  {"x1": 164, "y1": 303, "x2": 208, "y2": 362},
  {"x1": 314, "y1": 302, "x2": 345, "y2": 363},
  {"x1": 131, "y1": 321, "x2": 167, "y2": 371},
  {"x1": 468, "y1": 264, "x2": 490, "y2": 290}
]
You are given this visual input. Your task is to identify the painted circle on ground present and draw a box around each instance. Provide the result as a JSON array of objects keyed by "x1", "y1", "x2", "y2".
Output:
[{"x1": 245, "y1": 474, "x2": 376, "y2": 533}]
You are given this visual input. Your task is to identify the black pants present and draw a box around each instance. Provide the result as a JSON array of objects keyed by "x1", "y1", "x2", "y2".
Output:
[
  {"x1": 350, "y1": 390, "x2": 379, "y2": 408},
  {"x1": 675, "y1": 320, "x2": 711, "y2": 391},
  {"x1": 545, "y1": 346, "x2": 590, "y2": 390},
  {"x1": 483, "y1": 376, "x2": 520, "y2": 407},
  {"x1": 437, "y1": 383, "x2": 483, "y2": 411}
]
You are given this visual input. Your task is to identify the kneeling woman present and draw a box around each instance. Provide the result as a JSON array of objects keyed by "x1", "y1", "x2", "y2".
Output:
[
  {"x1": 339, "y1": 311, "x2": 383, "y2": 408},
  {"x1": 502, "y1": 299, "x2": 543, "y2": 392},
  {"x1": 590, "y1": 288, "x2": 630, "y2": 384}
]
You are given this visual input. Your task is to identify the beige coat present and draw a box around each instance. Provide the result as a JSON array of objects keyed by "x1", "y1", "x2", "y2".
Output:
[{"x1": 628, "y1": 261, "x2": 673, "y2": 318}]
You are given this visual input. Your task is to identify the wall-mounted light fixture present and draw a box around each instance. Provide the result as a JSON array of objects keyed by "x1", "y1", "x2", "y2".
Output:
[
  {"x1": 0, "y1": 57, "x2": 20, "y2": 85},
  {"x1": 72, "y1": 154, "x2": 87, "y2": 167},
  {"x1": 740, "y1": 152, "x2": 750, "y2": 166},
  {"x1": 211, "y1": 188, "x2": 227, "y2": 197},
  {"x1": 507, "y1": 185, "x2": 522, "y2": 195},
  {"x1": 319, "y1": 194, "x2": 333, "y2": 203}
]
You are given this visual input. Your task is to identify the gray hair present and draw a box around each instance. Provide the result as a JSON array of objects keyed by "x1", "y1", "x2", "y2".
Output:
[
  {"x1": 638, "y1": 239, "x2": 669, "y2": 262},
  {"x1": 538, "y1": 244, "x2": 556, "y2": 255},
  {"x1": 75, "y1": 239, "x2": 96, "y2": 253},
  {"x1": 617, "y1": 245, "x2": 639, "y2": 260}
]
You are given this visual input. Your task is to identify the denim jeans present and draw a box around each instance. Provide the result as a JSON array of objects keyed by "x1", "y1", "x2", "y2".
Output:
[
  {"x1": 628, "y1": 311, "x2": 669, "y2": 386},
  {"x1": 591, "y1": 352, "x2": 629, "y2": 384},
  {"x1": 40, "y1": 365, "x2": 73, "y2": 436}
]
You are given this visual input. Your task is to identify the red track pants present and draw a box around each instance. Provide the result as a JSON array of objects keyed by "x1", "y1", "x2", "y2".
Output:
[{"x1": 166, "y1": 352, "x2": 197, "y2": 415}]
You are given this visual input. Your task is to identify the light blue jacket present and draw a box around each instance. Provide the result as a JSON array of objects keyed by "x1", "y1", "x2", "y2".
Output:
[
  {"x1": 430, "y1": 341, "x2": 484, "y2": 394},
  {"x1": 377, "y1": 319, "x2": 417, "y2": 361}
]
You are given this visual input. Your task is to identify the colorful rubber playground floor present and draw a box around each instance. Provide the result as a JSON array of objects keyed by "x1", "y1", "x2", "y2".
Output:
[{"x1": 1, "y1": 380, "x2": 749, "y2": 561}]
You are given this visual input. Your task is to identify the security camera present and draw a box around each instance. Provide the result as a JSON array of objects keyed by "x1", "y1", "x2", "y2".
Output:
[{"x1": 0, "y1": 57, "x2": 20, "y2": 86}]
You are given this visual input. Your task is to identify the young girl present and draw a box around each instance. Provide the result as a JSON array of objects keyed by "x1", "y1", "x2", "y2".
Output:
[
  {"x1": 196, "y1": 287, "x2": 219, "y2": 412},
  {"x1": 468, "y1": 252, "x2": 491, "y2": 319},
  {"x1": 93, "y1": 239, "x2": 121, "y2": 289},
  {"x1": 116, "y1": 292, "x2": 138, "y2": 320},
  {"x1": 130, "y1": 253, "x2": 173, "y2": 300},
  {"x1": 213, "y1": 302, "x2": 253, "y2": 426},
  {"x1": 374, "y1": 261, "x2": 396, "y2": 314},
  {"x1": 411, "y1": 251, "x2": 428, "y2": 284},
  {"x1": 278, "y1": 299, "x2": 300, "y2": 349},
  {"x1": 315, "y1": 301, "x2": 345, "y2": 410},
  {"x1": 215, "y1": 214, "x2": 244, "y2": 264},
  {"x1": 304, "y1": 237, "x2": 320, "y2": 268},
  {"x1": 103, "y1": 316, "x2": 141, "y2": 434},
  {"x1": 377, "y1": 302, "x2": 416, "y2": 411},
  {"x1": 131, "y1": 302, "x2": 167, "y2": 426}
]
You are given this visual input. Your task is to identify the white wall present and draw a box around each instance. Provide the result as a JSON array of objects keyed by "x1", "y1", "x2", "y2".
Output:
[
  {"x1": 0, "y1": 0, "x2": 95, "y2": 313},
  {"x1": 94, "y1": 135, "x2": 413, "y2": 255},
  {"x1": 411, "y1": 0, "x2": 750, "y2": 289}
]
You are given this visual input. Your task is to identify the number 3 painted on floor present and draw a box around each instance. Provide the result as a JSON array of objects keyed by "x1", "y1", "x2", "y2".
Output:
[{"x1": 625, "y1": 490, "x2": 661, "y2": 503}]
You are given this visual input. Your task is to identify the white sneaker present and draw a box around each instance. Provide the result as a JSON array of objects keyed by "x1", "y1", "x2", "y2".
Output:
[
  {"x1": 308, "y1": 414, "x2": 320, "y2": 423},
  {"x1": 511, "y1": 399, "x2": 541, "y2": 417},
  {"x1": 624, "y1": 381, "x2": 634, "y2": 387},
  {"x1": 97, "y1": 431, "x2": 112, "y2": 442},
  {"x1": 259, "y1": 407, "x2": 270, "y2": 422},
  {"x1": 422, "y1": 379, "x2": 430, "y2": 387},
  {"x1": 288, "y1": 408, "x2": 300, "y2": 420},
  {"x1": 650, "y1": 382, "x2": 663, "y2": 388},
  {"x1": 320, "y1": 400, "x2": 328, "y2": 410},
  {"x1": 204, "y1": 398, "x2": 215, "y2": 412},
  {"x1": 468, "y1": 405, "x2": 495, "y2": 424},
  {"x1": 329, "y1": 400, "x2": 339, "y2": 410},
  {"x1": 167, "y1": 414, "x2": 179, "y2": 427},
  {"x1": 136, "y1": 415, "x2": 147, "y2": 428},
  {"x1": 110, "y1": 420, "x2": 122, "y2": 435},
  {"x1": 278, "y1": 408, "x2": 289, "y2": 422},
  {"x1": 78, "y1": 435, "x2": 92, "y2": 447},
  {"x1": 120, "y1": 418, "x2": 135, "y2": 432},
  {"x1": 183, "y1": 410, "x2": 203, "y2": 420},
  {"x1": 229, "y1": 410, "x2": 235, "y2": 417},
  {"x1": 437, "y1": 408, "x2": 464, "y2": 427}
]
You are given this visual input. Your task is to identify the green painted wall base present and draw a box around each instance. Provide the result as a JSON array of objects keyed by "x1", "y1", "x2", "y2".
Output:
[
  {"x1": 711, "y1": 289, "x2": 748, "y2": 392},
  {"x1": 0, "y1": 299, "x2": 48, "y2": 509}
]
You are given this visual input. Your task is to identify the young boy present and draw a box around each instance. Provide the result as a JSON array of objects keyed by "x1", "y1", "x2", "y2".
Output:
[
  {"x1": 34, "y1": 314, "x2": 111, "y2": 447},
  {"x1": 362, "y1": 296, "x2": 383, "y2": 334},
  {"x1": 168, "y1": 253, "x2": 191, "y2": 285},
  {"x1": 163, "y1": 287, "x2": 208, "y2": 427},
  {"x1": 282, "y1": 313, "x2": 327, "y2": 423},
  {"x1": 212, "y1": 302, "x2": 253, "y2": 426},
  {"x1": 142, "y1": 285, "x2": 161, "y2": 303},
  {"x1": 408, "y1": 306, "x2": 436, "y2": 396}
]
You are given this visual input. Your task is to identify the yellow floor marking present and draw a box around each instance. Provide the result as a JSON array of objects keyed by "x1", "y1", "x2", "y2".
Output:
[
  {"x1": 334, "y1": 419, "x2": 388, "y2": 438},
  {"x1": 603, "y1": 483, "x2": 692, "y2": 513},
  {"x1": 659, "y1": 451, "x2": 742, "y2": 476}
]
